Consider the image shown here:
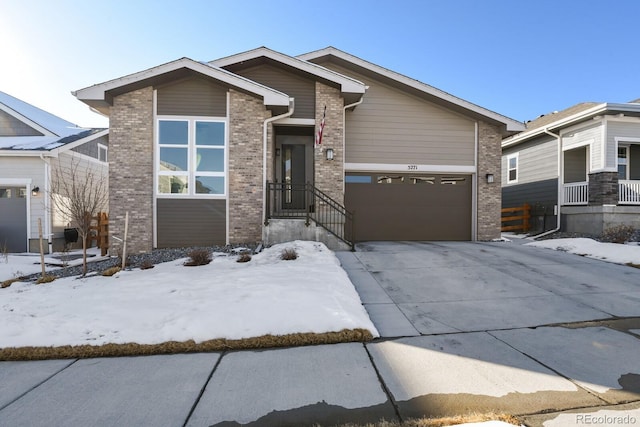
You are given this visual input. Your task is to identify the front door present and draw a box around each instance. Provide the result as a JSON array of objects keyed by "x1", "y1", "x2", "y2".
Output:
[
  {"x1": 281, "y1": 143, "x2": 306, "y2": 209},
  {"x1": 275, "y1": 130, "x2": 314, "y2": 211}
]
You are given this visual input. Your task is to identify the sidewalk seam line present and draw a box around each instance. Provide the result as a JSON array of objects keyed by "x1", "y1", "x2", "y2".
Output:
[
  {"x1": 363, "y1": 343, "x2": 403, "y2": 423},
  {"x1": 0, "y1": 358, "x2": 79, "y2": 412},
  {"x1": 181, "y1": 351, "x2": 226, "y2": 427}
]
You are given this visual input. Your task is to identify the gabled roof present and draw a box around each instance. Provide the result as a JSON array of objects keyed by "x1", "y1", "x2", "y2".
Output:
[
  {"x1": 0, "y1": 91, "x2": 106, "y2": 152},
  {"x1": 502, "y1": 101, "x2": 640, "y2": 148},
  {"x1": 73, "y1": 57, "x2": 291, "y2": 115},
  {"x1": 298, "y1": 47, "x2": 525, "y2": 134},
  {"x1": 209, "y1": 46, "x2": 367, "y2": 96}
]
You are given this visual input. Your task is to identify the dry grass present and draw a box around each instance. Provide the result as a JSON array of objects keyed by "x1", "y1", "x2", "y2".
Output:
[
  {"x1": 626, "y1": 262, "x2": 640, "y2": 269},
  {"x1": 0, "y1": 328, "x2": 374, "y2": 361},
  {"x1": 1, "y1": 277, "x2": 21, "y2": 288},
  {"x1": 326, "y1": 413, "x2": 521, "y2": 427},
  {"x1": 101, "y1": 266, "x2": 121, "y2": 276}
]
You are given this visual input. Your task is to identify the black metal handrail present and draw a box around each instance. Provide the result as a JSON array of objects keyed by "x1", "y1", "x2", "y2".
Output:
[{"x1": 265, "y1": 181, "x2": 354, "y2": 250}]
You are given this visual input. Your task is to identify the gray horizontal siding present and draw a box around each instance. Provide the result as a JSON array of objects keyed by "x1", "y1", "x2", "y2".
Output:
[
  {"x1": 502, "y1": 178, "x2": 558, "y2": 233},
  {"x1": 0, "y1": 110, "x2": 42, "y2": 136},
  {"x1": 233, "y1": 64, "x2": 315, "y2": 119},
  {"x1": 502, "y1": 135, "x2": 557, "y2": 185},
  {"x1": 156, "y1": 198, "x2": 226, "y2": 247},
  {"x1": 72, "y1": 134, "x2": 109, "y2": 159},
  {"x1": 157, "y1": 77, "x2": 227, "y2": 117},
  {"x1": 320, "y1": 63, "x2": 475, "y2": 165}
]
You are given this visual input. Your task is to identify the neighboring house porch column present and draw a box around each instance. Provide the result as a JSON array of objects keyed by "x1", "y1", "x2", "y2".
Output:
[
  {"x1": 109, "y1": 87, "x2": 154, "y2": 254},
  {"x1": 228, "y1": 89, "x2": 270, "y2": 243},
  {"x1": 588, "y1": 171, "x2": 618, "y2": 205},
  {"x1": 314, "y1": 82, "x2": 344, "y2": 205},
  {"x1": 477, "y1": 121, "x2": 502, "y2": 240}
]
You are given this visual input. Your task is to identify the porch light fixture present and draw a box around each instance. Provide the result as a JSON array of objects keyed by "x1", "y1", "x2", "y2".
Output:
[
  {"x1": 325, "y1": 148, "x2": 334, "y2": 161},
  {"x1": 32, "y1": 186, "x2": 40, "y2": 196},
  {"x1": 485, "y1": 174, "x2": 494, "y2": 184}
]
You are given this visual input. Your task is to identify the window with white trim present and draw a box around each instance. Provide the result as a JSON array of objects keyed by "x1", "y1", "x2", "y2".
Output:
[
  {"x1": 618, "y1": 146, "x2": 628, "y2": 180},
  {"x1": 157, "y1": 118, "x2": 226, "y2": 196},
  {"x1": 507, "y1": 153, "x2": 518, "y2": 184}
]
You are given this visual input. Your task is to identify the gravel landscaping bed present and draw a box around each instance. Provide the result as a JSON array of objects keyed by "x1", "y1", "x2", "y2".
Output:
[{"x1": 20, "y1": 243, "x2": 260, "y2": 282}]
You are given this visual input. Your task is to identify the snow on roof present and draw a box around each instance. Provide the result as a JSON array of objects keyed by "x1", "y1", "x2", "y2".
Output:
[{"x1": 0, "y1": 91, "x2": 103, "y2": 151}]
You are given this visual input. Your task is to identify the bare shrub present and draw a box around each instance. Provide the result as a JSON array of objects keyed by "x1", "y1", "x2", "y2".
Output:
[
  {"x1": 139, "y1": 260, "x2": 155, "y2": 270},
  {"x1": 36, "y1": 275, "x2": 55, "y2": 284},
  {"x1": 236, "y1": 253, "x2": 252, "y2": 263},
  {"x1": 601, "y1": 224, "x2": 636, "y2": 244},
  {"x1": 280, "y1": 248, "x2": 298, "y2": 261},
  {"x1": 184, "y1": 249, "x2": 212, "y2": 266}
]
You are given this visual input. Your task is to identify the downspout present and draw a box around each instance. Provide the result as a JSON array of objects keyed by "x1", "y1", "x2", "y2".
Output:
[
  {"x1": 262, "y1": 98, "x2": 295, "y2": 226},
  {"x1": 342, "y1": 94, "x2": 365, "y2": 194},
  {"x1": 533, "y1": 128, "x2": 562, "y2": 239}
]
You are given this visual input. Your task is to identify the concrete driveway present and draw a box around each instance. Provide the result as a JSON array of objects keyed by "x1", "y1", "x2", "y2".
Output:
[
  {"x1": 2, "y1": 241, "x2": 640, "y2": 427},
  {"x1": 337, "y1": 240, "x2": 640, "y2": 337}
]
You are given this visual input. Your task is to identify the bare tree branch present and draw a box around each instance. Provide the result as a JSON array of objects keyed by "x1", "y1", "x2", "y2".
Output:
[{"x1": 49, "y1": 156, "x2": 108, "y2": 275}]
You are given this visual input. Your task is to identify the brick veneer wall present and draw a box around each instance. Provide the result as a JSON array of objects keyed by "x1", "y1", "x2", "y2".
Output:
[
  {"x1": 588, "y1": 172, "x2": 618, "y2": 205},
  {"x1": 228, "y1": 89, "x2": 270, "y2": 243},
  {"x1": 314, "y1": 82, "x2": 344, "y2": 204},
  {"x1": 109, "y1": 87, "x2": 154, "y2": 254},
  {"x1": 477, "y1": 121, "x2": 502, "y2": 240}
]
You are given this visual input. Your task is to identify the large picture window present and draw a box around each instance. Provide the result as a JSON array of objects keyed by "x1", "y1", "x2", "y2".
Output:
[{"x1": 157, "y1": 118, "x2": 226, "y2": 196}]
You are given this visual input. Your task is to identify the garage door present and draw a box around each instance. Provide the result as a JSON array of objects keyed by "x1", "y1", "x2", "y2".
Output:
[
  {"x1": 0, "y1": 186, "x2": 28, "y2": 252},
  {"x1": 345, "y1": 173, "x2": 472, "y2": 241}
]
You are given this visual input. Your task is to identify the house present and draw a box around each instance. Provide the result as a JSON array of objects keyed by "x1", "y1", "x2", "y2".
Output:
[
  {"x1": 501, "y1": 100, "x2": 640, "y2": 235},
  {"x1": 73, "y1": 47, "x2": 523, "y2": 254},
  {"x1": 0, "y1": 91, "x2": 109, "y2": 253}
]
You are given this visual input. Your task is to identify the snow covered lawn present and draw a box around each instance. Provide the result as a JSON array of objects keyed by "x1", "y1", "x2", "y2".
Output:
[
  {"x1": 0, "y1": 241, "x2": 378, "y2": 349},
  {"x1": 527, "y1": 238, "x2": 640, "y2": 265}
]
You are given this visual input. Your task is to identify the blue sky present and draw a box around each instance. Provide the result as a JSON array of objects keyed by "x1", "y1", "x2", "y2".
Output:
[{"x1": 2, "y1": 0, "x2": 639, "y2": 128}]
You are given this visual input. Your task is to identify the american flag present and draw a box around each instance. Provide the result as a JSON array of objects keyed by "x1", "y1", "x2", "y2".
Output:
[{"x1": 315, "y1": 105, "x2": 326, "y2": 147}]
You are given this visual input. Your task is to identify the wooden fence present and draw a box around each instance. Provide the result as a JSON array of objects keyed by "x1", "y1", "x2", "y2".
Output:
[
  {"x1": 501, "y1": 204, "x2": 530, "y2": 233},
  {"x1": 86, "y1": 212, "x2": 109, "y2": 256}
]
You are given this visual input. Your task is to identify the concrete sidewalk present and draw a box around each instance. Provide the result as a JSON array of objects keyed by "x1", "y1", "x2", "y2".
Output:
[{"x1": 1, "y1": 241, "x2": 640, "y2": 426}]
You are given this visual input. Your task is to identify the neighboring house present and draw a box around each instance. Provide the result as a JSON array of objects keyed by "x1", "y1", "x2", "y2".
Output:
[
  {"x1": 73, "y1": 46, "x2": 523, "y2": 254},
  {"x1": 0, "y1": 91, "x2": 109, "y2": 253},
  {"x1": 502, "y1": 100, "x2": 640, "y2": 234}
]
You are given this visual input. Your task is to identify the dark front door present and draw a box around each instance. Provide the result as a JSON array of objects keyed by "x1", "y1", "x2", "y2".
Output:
[{"x1": 282, "y1": 143, "x2": 307, "y2": 210}]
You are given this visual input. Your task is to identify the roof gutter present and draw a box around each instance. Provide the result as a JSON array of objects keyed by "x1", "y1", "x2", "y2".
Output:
[
  {"x1": 531, "y1": 128, "x2": 562, "y2": 239},
  {"x1": 262, "y1": 98, "x2": 295, "y2": 228},
  {"x1": 342, "y1": 94, "x2": 366, "y2": 193}
]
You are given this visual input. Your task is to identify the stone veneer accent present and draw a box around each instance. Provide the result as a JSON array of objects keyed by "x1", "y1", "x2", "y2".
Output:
[
  {"x1": 588, "y1": 172, "x2": 618, "y2": 206},
  {"x1": 109, "y1": 87, "x2": 154, "y2": 254},
  {"x1": 314, "y1": 82, "x2": 344, "y2": 204},
  {"x1": 228, "y1": 89, "x2": 271, "y2": 243},
  {"x1": 477, "y1": 121, "x2": 502, "y2": 240}
]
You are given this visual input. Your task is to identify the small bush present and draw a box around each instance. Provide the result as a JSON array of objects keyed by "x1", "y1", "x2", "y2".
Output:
[
  {"x1": 139, "y1": 261, "x2": 155, "y2": 270},
  {"x1": 36, "y1": 275, "x2": 56, "y2": 284},
  {"x1": 280, "y1": 248, "x2": 298, "y2": 261},
  {"x1": 101, "y1": 266, "x2": 121, "y2": 277},
  {"x1": 184, "y1": 249, "x2": 212, "y2": 266},
  {"x1": 601, "y1": 224, "x2": 637, "y2": 244},
  {"x1": 236, "y1": 253, "x2": 252, "y2": 263}
]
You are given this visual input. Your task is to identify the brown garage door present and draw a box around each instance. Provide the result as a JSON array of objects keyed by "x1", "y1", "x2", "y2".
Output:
[{"x1": 345, "y1": 173, "x2": 472, "y2": 241}]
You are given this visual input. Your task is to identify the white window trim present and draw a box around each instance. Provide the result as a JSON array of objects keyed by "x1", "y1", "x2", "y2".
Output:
[
  {"x1": 155, "y1": 115, "x2": 228, "y2": 198},
  {"x1": 507, "y1": 153, "x2": 518, "y2": 184},
  {"x1": 618, "y1": 144, "x2": 629, "y2": 180}
]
